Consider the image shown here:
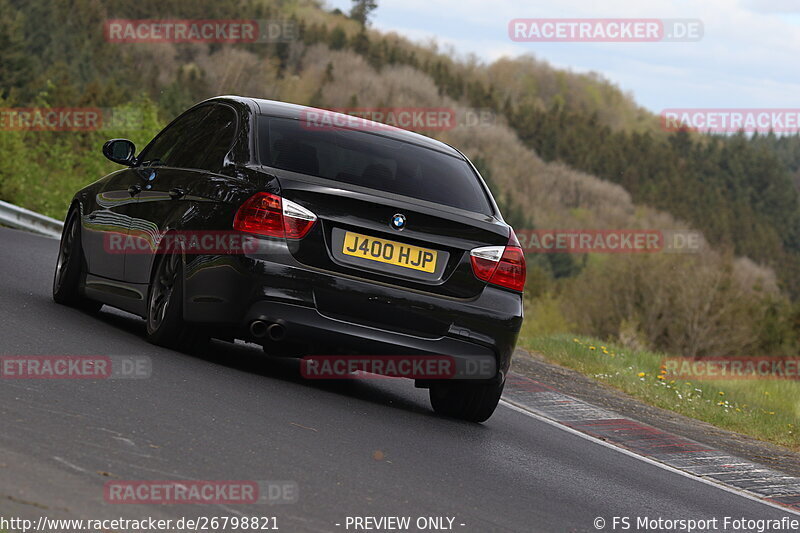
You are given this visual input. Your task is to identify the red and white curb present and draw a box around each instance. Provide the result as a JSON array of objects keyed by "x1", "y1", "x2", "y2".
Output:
[{"x1": 502, "y1": 372, "x2": 800, "y2": 514}]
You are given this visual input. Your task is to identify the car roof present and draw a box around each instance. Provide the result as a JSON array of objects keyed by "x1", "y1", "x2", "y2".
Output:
[{"x1": 204, "y1": 95, "x2": 464, "y2": 159}]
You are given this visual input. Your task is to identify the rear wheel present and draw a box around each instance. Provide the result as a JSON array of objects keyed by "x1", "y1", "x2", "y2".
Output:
[
  {"x1": 52, "y1": 209, "x2": 102, "y2": 312},
  {"x1": 146, "y1": 252, "x2": 206, "y2": 352},
  {"x1": 429, "y1": 380, "x2": 505, "y2": 423}
]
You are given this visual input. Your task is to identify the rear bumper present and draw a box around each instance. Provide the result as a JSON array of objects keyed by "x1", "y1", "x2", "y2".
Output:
[
  {"x1": 243, "y1": 299, "x2": 502, "y2": 380},
  {"x1": 182, "y1": 244, "x2": 523, "y2": 380}
]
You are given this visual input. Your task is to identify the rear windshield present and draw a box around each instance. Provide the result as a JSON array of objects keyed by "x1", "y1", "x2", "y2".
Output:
[{"x1": 257, "y1": 115, "x2": 493, "y2": 215}]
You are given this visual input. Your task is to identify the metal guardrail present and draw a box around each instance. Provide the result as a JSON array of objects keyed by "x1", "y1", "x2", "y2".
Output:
[{"x1": 0, "y1": 199, "x2": 64, "y2": 239}]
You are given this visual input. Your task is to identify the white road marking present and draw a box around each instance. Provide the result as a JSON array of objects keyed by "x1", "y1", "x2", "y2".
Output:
[
  {"x1": 499, "y1": 398, "x2": 800, "y2": 517},
  {"x1": 52, "y1": 456, "x2": 90, "y2": 474}
]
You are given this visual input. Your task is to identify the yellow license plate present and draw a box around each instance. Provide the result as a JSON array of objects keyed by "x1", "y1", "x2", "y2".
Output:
[{"x1": 342, "y1": 231, "x2": 437, "y2": 273}]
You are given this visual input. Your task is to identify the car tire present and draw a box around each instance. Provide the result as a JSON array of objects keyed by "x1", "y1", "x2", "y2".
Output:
[
  {"x1": 429, "y1": 380, "x2": 505, "y2": 423},
  {"x1": 52, "y1": 208, "x2": 102, "y2": 313},
  {"x1": 146, "y1": 251, "x2": 207, "y2": 352}
]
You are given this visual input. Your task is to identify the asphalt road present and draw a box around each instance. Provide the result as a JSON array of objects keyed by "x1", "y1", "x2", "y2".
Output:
[{"x1": 0, "y1": 226, "x2": 795, "y2": 532}]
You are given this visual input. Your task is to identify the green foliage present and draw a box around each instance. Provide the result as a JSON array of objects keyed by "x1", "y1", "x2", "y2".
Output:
[
  {"x1": 329, "y1": 26, "x2": 347, "y2": 50},
  {"x1": 0, "y1": 95, "x2": 162, "y2": 219},
  {"x1": 557, "y1": 252, "x2": 795, "y2": 358},
  {"x1": 507, "y1": 105, "x2": 800, "y2": 297},
  {"x1": 522, "y1": 293, "x2": 574, "y2": 337},
  {"x1": 0, "y1": 0, "x2": 33, "y2": 99}
]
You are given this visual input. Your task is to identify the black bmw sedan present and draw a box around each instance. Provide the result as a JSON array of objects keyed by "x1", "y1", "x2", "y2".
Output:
[{"x1": 53, "y1": 96, "x2": 525, "y2": 422}]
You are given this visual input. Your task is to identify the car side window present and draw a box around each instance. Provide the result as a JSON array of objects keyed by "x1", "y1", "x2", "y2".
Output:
[
  {"x1": 195, "y1": 106, "x2": 237, "y2": 174},
  {"x1": 137, "y1": 106, "x2": 212, "y2": 168}
]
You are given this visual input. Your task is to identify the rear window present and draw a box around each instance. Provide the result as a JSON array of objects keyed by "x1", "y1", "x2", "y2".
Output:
[{"x1": 257, "y1": 115, "x2": 493, "y2": 214}]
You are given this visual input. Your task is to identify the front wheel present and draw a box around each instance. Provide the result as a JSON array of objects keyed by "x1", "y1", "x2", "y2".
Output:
[
  {"x1": 146, "y1": 252, "x2": 206, "y2": 352},
  {"x1": 52, "y1": 209, "x2": 102, "y2": 312},
  {"x1": 429, "y1": 380, "x2": 505, "y2": 423}
]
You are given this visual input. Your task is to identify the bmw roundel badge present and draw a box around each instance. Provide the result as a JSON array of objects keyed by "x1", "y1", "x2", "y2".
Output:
[{"x1": 391, "y1": 213, "x2": 406, "y2": 230}]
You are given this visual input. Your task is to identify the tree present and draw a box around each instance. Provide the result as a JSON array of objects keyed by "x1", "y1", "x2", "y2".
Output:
[
  {"x1": 350, "y1": 0, "x2": 378, "y2": 27},
  {"x1": 329, "y1": 26, "x2": 347, "y2": 50},
  {"x1": 0, "y1": 0, "x2": 33, "y2": 98}
]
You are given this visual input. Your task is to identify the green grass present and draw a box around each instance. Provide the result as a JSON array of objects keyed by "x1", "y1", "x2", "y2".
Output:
[{"x1": 518, "y1": 328, "x2": 800, "y2": 451}]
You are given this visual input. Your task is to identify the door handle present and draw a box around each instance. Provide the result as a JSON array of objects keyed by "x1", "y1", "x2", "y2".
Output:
[
  {"x1": 127, "y1": 184, "x2": 141, "y2": 196},
  {"x1": 168, "y1": 187, "x2": 186, "y2": 199}
]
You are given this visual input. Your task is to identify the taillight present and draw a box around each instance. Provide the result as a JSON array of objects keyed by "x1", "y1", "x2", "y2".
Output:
[
  {"x1": 233, "y1": 192, "x2": 317, "y2": 239},
  {"x1": 469, "y1": 231, "x2": 526, "y2": 292},
  {"x1": 469, "y1": 246, "x2": 504, "y2": 281}
]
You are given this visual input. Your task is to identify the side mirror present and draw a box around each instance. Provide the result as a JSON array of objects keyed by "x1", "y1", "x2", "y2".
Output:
[{"x1": 102, "y1": 139, "x2": 136, "y2": 166}]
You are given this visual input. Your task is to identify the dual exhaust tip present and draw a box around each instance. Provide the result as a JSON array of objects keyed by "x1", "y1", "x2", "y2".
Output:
[{"x1": 249, "y1": 320, "x2": 286, "y2": 341}]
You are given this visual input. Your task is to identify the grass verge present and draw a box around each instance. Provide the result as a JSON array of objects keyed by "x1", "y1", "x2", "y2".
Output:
[{"x1": 518, "y1": 330, "x2": 799, "y2": 451}]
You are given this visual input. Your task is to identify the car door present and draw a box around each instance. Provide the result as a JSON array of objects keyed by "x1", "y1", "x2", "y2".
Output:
[
  {"x1": 123, "y1": 104, "x2": 238, "y2": 285},
  {"x1": 82, "y1": 168, "x2": 143, "y2": 281}
]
